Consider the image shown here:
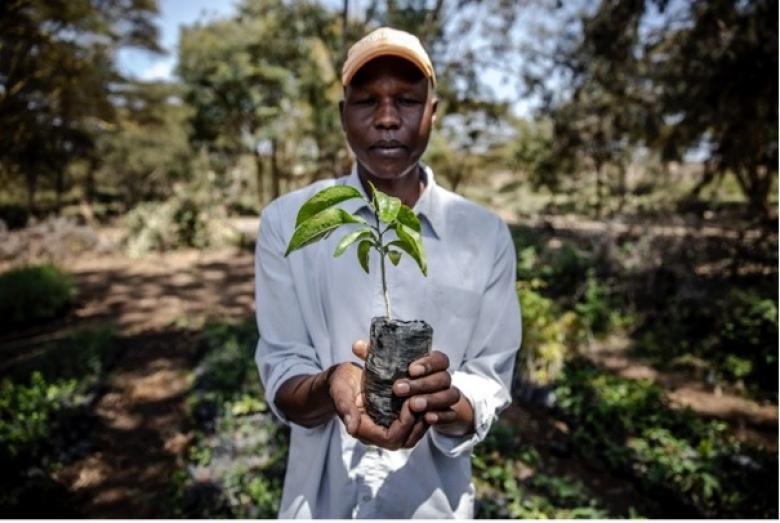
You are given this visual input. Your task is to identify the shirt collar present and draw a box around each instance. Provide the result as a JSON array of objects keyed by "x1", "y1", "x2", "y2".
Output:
[{"x1": 339, "y1": 163, "x2": 443, "y2": 239}]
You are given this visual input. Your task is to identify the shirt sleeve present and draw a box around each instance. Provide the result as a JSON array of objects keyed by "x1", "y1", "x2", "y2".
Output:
[
  {"x1": 429, "y1": 220, "x2": 522, "y2": 457},
  {"x1": 254, "y1": 202, "x2": 324, "y2": 424}
]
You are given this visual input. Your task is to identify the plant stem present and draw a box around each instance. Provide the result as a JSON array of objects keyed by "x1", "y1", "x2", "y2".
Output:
[{"x1": 374, "y1": 208, "x2": 391, "y2": 319}]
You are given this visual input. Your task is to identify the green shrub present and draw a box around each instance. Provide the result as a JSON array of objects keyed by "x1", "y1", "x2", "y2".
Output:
[
  {"x1": 122, "y1": 193, "x2": 234, "y2": 257},
  {"x1": 553, "y1": 359, "x2": 778, "y2": 518},
  {"x1": 517, "y1": 281, "x2": 579, "y2": 385},
  {"x1": 0, "y1": 327, "x2": 116, "y2": 480},
  {"x1": 0, "y1": 265, "x2": 75, "y2": 330},
  {"x1": 574, "y1": 269, "x2": 619, "y2": 336},
  {"x1": 0, "y1": 372, "x2": 78, "y2": 464},
  {"x1": 634, "y1": 288, "x2": 778, "y2": 399},
  {"x1": 513, "y1": 234, "x2": 594, "y2": 300},
  {"x1": 474, "y1": 420, "x2": 611, "y2": 518}
]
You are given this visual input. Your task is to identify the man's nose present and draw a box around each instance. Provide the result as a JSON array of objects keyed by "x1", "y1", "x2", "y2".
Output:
[{"x1": 373, "y1": 100, "x2": 401, "y2": 129}]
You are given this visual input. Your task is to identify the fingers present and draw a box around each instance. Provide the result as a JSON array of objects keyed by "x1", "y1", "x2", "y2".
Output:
[
  {"x1": 353, "y1": 401, "x2": 420, "y2": 451},
  {"x1": 424, "y1": 409, "x2": 458, "y2": 425},
  {"x1": 403, "y1": 417, "x2": 429, "y2": 448},
  {"x1": 393, "y1": 369, "x2": 451, "y2": 397},
  {"x1": 352, "y1": 339, "x2": 369, "y2": 361},
  {"x1": 408, "y1": 350, "x2": 449, "y2": 378},
  {"x1": 408, "y1": 387, "x2": 460, "y2": 414}
]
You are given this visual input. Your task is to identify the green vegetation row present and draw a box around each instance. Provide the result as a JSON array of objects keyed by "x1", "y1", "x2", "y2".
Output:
[{"x1": 0, "y1": 328, "x2": 117, "y2": 515}]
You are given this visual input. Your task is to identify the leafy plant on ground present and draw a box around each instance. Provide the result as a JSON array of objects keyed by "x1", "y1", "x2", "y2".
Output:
[
  {"x1": 574, "y1": 269, "x2": 632, "y2": 336},
  {"x1": 633, "y1": 287, "x2": 778, "y2": 399},
  {"x1": 516, "y1": 280, "x2": 579, "y2": 386},
  {"x1": 285, "y1": 183, "x2": 426, "y2": 319},
  {"x1": 0, "y1": 265, "x2": 76, "y2": 330},
  {"x1": 0, "y1": 328, "x2": 117, "y2": 514},
  {"x1": 553, "y1": 358, "x2": 778, "y2": 518},
  {"x1": 172, "y1": 318, "x2": 288, "y2": 519},
  {"x1": 473, "y1": 420, "x2": 611, "y2": 519}
]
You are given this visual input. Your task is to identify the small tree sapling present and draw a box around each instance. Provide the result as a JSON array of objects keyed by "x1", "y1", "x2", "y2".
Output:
[{"x1": 285, "y1": 182, "x2": 432, "y2": 426}]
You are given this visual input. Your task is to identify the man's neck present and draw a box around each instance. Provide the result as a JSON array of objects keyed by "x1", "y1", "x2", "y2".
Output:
[{"x1": 357, "y1": 163, "x2": 424, "y2": 208}]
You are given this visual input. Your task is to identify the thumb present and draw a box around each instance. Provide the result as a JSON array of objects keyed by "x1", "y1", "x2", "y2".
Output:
[{"x1": 352, "y1": 339, "x2": 369, "y2": 361}]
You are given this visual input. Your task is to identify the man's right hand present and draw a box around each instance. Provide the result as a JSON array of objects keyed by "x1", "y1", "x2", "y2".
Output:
[{"x1": 328, "y1": 343, "x2": 428, "y2": 450}]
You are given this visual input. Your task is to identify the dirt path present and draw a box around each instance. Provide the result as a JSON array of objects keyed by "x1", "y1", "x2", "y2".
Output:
[{"x1": 46, "y1": 246, "x2": 256, "y2": 517}]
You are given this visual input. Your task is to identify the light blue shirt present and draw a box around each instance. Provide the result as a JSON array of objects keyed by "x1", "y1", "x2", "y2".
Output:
[{"x1": 254, "y1": 164, "x2": 522, "y2": 518}]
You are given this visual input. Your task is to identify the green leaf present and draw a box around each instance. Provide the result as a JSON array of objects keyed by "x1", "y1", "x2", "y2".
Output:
[
  {"x1": 374, "y1": 190, "x2": 402, "y2": 224},
  {"x1": 389, "y1": 226, "x2": 427, "y2": 276},
  {"x1": 357, "y1": 240, "x2": 372, "y2": 273},
  {"x1": 333, "y1": 228, "x2": 375, "y2": 257},
  {"x1": 396, "y1": 205, "x2": 422, "y2": 232},
  {"x1": 294, "y1": 185, "x2": 364, "y2": 227},
  {"x1": 285, "y1": 208, "x2": 367, "y2": 256},
  {"x1": 388, "y1": 250, "x2": 402, "y2": 266}
]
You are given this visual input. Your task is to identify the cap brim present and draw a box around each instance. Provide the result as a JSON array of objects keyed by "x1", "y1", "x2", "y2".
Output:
[{"x1": 342, "y1": 46, "x2": 435, "y2": 87}]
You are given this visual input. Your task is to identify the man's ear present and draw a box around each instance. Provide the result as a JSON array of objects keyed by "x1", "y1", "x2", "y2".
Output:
[{"x1": 431, "y1": 97, "x2": 438, "y2": 126}]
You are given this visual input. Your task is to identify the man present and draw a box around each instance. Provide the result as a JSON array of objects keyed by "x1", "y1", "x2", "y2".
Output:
[{"x1": 254, "y1": 27, "x2": 521, "y2": 518}]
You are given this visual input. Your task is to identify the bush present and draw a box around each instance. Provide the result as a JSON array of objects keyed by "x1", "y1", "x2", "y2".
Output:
[
  {"x1": 634, "y1": 287, "x2": 778, "y2": 399},
  {"x1": 0, "y1": 327, "x2": 117, "y2": 513},
  {"x1": 553, "y1": 359, "x2": 778, "y2": 518},
  {"x1": 473, "y1": 420, "x2": 611, "y2": 518},
  {"x1": 0, "y1": 265, "x2": 75, "y2": 330},
  {"x1": 122, "y1": 194, "x2": 236, "y2": 257},
  {"x1": 517, "y1": 281, "x2": 579, "y2": 386}
]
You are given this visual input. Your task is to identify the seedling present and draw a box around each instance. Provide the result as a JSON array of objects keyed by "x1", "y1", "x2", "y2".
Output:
[
  {"x1": 285, "y1": 181, "x2": 431, "y2": 427},
  {"x1": 284, "y1": 182, "x2": 427, "y2": 317}
]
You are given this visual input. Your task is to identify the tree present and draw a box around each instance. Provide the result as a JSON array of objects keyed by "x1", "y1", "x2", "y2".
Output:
[
  {"x1": 94, "y1": 81, "x2": 193, "y2": 209},
  {"x1": 526, "y1": 0, "x2": 778, "y2": 215},
  {"x1": 0, "y1": 0, "x2": 161, "y2": 211},
  {"x1": 177, "y1": 0, "x2": 347, "y2": 207}
]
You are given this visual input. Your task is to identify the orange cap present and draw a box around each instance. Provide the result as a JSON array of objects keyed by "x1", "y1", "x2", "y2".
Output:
[{"x1": 341, "y1": 27, "x2": 436, "y2": 87}]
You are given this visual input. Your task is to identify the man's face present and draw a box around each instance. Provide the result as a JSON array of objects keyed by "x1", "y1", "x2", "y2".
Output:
[{"x1": 340, "y1": 56, "x2": 437, "y2": 181}]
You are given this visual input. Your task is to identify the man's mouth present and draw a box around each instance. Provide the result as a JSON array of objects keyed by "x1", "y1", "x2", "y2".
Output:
[{"x1": 369, "y1": 140, "x2": 407, "y2": 158}]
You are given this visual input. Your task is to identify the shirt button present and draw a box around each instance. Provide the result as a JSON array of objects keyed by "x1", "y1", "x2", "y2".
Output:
[{"x1": 361, "y1": 495, "x2": 371, "y2": 502}]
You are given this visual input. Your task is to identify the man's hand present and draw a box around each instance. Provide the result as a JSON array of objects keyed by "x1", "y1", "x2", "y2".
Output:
[
  {"x1": 354, "y1": 340, "x2": 475, "y2": 437},
  {"x1": 327, "y1": 343, "x2": 428, "y2": 450}
]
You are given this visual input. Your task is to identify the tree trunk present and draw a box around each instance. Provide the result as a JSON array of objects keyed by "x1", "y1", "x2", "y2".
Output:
[
  {"x1": 735, "y1": 165, "x2": 773, "y2": 217},
  {"x1": 617, "y1": 163, "x2": 627, "y2": 213},
  {"x1": 55, "y1": 168, "x2": 64, "y2": 215},
  {"x1": 85, "y1": 157, "x2": 97, "y2": 204},
  {"x1": 254, "y1": 150, "x2": 265, "y2": 208},
  {"x1": 270, "y1": 138, "x2": 281, "y2": 201},
  {"x1": 594, "y1": 160, "x2": 603, "y2": 218},
  {"x1": 25, "y1": 169, "x2": 37, "y2": 214}
]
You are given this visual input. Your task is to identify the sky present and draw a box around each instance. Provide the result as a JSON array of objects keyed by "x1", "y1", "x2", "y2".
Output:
[{"x1": 116, "y1": 0, "x2": 239, "y2": 82}]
